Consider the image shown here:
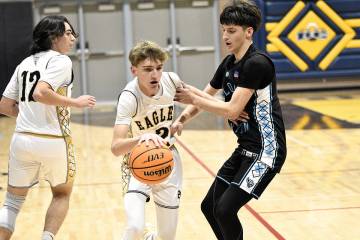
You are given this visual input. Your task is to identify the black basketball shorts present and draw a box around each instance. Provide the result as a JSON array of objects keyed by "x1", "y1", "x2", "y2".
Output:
[{"x1": 216, "y1": 147, "x2": 278, "y2": 199}]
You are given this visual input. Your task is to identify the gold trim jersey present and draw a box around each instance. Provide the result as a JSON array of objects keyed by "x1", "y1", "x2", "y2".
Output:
[{"x1": 3, "y1": 50, "x2": 73, "y2": 137}]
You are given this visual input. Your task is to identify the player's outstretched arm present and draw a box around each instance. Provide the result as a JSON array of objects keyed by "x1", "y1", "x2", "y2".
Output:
[
  {"x1": 185, "y1": 83, "x2": 220, "y2": 102},
  {"x1": 33, "y1": 81, "x2": 96, "y2": 108},
  {"x1": 0, "y1": 97, "x2": 18, "y2": 117},
  {"x1": 177, "y1": 86, "x2": 254, "y2": 120},
  {"x1": 171, "y1": 84, "x2": 218, "y2": 136}
]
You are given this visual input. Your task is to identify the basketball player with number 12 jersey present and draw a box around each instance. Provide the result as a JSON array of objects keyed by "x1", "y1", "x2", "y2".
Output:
[{"x1": 0, "y1": 16, "x2": 96, "y2": 240}]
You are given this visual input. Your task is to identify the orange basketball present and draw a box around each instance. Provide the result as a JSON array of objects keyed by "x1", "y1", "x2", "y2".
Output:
[{"x1": 128, "y1": 141, "x2": 174, "y2": 184}]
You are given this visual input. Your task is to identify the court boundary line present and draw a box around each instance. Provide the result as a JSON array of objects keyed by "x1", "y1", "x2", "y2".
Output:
[{"x1": 176, "y1": 138, "x2": 286, "y2": 240}]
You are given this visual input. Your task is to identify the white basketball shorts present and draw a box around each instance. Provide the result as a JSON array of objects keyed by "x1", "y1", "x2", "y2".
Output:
[{"x1": 8, "y1": 132, "x2": 76, "y2": 187}]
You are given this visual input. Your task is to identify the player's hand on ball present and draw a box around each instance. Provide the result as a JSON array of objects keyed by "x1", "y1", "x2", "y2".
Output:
[{"x1": 138, "y1": 133, "x2": 166, "y2": 147}]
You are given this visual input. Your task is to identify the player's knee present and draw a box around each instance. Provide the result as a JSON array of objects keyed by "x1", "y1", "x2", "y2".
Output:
[
  {"x1": 51, "y1": 183, "x2": 73, "y2": 199},
  {"x1": 0, "y1": 192, "x2": 26, "y2": 232},
  {"x1": 53, "y1": 191, "x2": 71, "y2": 200},
  {"x1": 214, "y1": 204, "x2": 231, "y2": 222}
]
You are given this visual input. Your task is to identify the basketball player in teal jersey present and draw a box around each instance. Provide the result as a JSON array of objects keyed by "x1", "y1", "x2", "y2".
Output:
[
  {"x1": 111, "y1": 40, "x2": 183, "y2": 240},
  {"x1": 0, "y1": 16, "x2": 95, "y2": 240}
]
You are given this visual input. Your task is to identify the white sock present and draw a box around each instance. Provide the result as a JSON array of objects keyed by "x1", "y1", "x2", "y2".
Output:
[{"x1": 42, "y1": 231, "x2": 55, "y2": 240}]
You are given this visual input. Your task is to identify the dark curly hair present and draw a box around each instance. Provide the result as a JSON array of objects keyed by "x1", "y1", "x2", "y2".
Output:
[{"x1": 30, "y1": 15, "x2": 77, "y2": 55}]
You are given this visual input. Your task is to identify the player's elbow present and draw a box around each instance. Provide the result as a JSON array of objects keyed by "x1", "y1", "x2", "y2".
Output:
[
  {"x1": 111, "y1": 143, "x2": 124, "y2": 157},
  {"x1": 33, "y1": 84, "x2": 53, "y2": 102},
  {"x1": 111, "y1": 145, "x2": 119, "y2": 157},
  {"x1": 0, "y1": 102, "x2": 5, "y2": 115},
  {"x1": 32, "y1": 88, "x2": 45, "y2": 102},
  {"x1": 225, "y1": 102, "x2": 244, "y2": 120}
]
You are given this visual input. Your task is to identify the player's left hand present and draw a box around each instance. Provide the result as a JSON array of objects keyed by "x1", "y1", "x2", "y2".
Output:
[
  {"x1": 178, "y1": 80, "x2": 186, "y2": 88},
  {"x1": 174, "y1": 85, "x2": 196, "y2": 104}
]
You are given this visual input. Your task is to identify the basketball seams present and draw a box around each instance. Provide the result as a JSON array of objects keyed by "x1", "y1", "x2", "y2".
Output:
[
  {"x1": 134, "y1": 174, "x2": 169, "y2": 182},
  {"x1": 129, "y1": 142, "x2": 174, "y2": 184},
  {"x1": 130, "y1": 158, "x2": 173, "y2": 169},
  {"x1": 130, "y1": 147, "x2": 171, "y2": 165}
]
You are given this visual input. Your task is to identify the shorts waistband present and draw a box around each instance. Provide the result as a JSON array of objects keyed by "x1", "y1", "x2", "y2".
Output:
[
  {"x1": 17, "y1": 132, "x2": 64, "y2": 139},
  {"x1": 240, "y1": 148, "x2": 259, "y2": 160}
]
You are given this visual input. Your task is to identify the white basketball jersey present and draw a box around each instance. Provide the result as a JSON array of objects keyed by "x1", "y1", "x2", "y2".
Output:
[
  {"x1": 3, "y1": 50, "x2": 73, "y2": 136},
  {"x1": 115, "y1": 72, "x2": 182, "y2": 141}
]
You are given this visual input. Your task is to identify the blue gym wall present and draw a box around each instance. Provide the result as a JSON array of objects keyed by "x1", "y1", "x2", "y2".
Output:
[{"x1": 254, "y1": 0, "x2": 360, "y2": 80}]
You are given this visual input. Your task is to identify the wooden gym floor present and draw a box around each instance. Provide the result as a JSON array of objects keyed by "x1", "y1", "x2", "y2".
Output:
[{"x1": 0, "y1": 90, "x2": 359, "y2": 239}]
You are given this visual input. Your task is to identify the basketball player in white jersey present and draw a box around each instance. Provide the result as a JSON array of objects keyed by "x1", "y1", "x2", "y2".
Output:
[
  {"x1": 0, "y1": 16, "x2": 96, "y2": 240},
  {"x1": 111, "y1": 40, "x2": 183, "y2": 240}
]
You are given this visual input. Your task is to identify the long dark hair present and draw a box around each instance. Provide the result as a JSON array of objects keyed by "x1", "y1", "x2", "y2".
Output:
[{"x1": 30, "y1": 15, "x2": 77, "y2": 55}]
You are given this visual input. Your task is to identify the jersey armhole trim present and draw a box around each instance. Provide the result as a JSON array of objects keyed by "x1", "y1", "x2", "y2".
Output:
[
  {"x1": 70, "y1": 70, "x2": 74, "y2": 84},
  {"x1": 167, "y1": 72, "x2": 177, "y2": 89},
  {"x1": 119, "y1": 90, "x2": 138, "y2": 118}
]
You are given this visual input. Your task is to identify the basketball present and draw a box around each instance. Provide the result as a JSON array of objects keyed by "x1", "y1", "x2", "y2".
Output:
[{"x1": 128, "y1": 141, "x2": 174, "y2": 184}]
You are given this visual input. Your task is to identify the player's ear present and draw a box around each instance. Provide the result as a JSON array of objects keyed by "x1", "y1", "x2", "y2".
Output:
[
  {"x1": 245, "y1": 26, "x2": 254, "y2": 39},
  {"x1": 50, "y1": 36, "x2": 58, "y2": 47},
  {"x1": 130, "y1": 66, "x2": 137, "y2": 76}
]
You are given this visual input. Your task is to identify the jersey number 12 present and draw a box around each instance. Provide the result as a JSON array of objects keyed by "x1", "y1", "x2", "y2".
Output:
[{"x1": 20, "y1": 70, "x2": 41, "y2": 102}]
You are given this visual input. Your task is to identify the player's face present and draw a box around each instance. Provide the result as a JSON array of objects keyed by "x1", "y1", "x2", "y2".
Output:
[
  {"x1": 52, "y1": 22, "x2": 76, "y2": 54},
  {"x1": 132, "y1": 58, "x2": 164, "y2": 97},
  {"x1": 222, "y1": 24, "x2": 252, "y2": 55}
]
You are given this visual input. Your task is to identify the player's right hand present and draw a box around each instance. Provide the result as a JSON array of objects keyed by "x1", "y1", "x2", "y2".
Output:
[
  {"x1": 170, "y1": 121, "x2": 183, "y2": 136},
  {"x1": 75, "y1": 95, "x2": 96, "y2": 108},
  {"x1": 138, "y1": 133, "x2": 166, "y2": 147},
  {"x1": 229, "y1": 111, "x2": 249, "y2": 123}
]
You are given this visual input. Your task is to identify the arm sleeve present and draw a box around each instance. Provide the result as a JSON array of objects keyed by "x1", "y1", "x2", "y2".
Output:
[
  {"x1": 237, "y1": 55, "x2": 274, "y2": 90},
  {"x1": 2, "y1": 66, "x2": 20, "y2": 100},
  {"x1": 41, "y1": 55, "x2": 72, "y2": 91},
  {"x1": 115, "y1": 91, "x2": 137, "y2": 125},
  {"x1": 210, "y1": 55, "x2": 230, "y2": 89}
]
